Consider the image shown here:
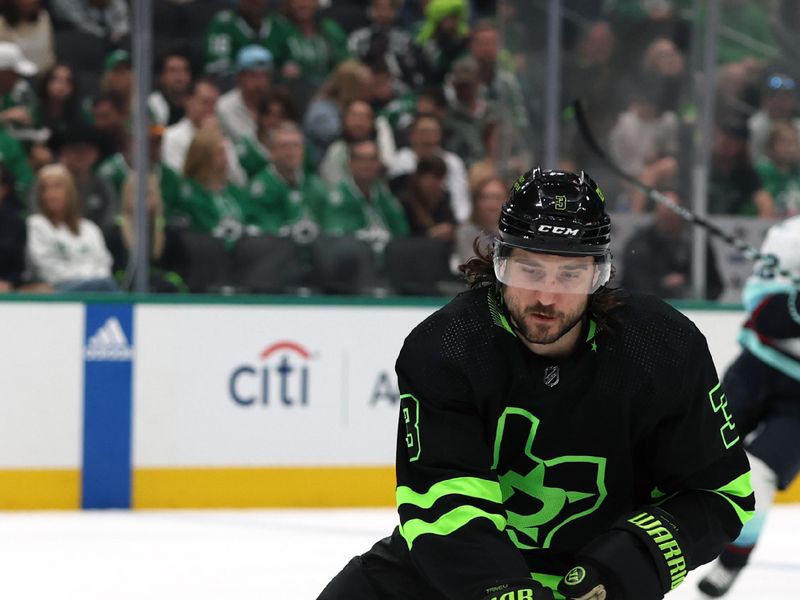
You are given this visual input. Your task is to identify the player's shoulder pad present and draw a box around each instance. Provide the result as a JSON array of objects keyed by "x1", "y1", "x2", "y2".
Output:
[
  {"x1": 607, "y1": 291, "x2": 706, "y2": 364},
  {"x1": 398, "y1": 287, "x2": 497, "y2": 368}
]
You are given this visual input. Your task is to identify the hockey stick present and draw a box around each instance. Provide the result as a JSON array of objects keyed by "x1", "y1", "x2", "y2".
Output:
[{"x1": 570, "y1": 99, "x2": 800, "y2": 286}]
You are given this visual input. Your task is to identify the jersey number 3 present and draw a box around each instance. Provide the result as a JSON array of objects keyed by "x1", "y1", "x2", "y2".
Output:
[
  {"x1": 401, "y1": 394, "x2": 421, "y2": 462},
  {"x1": 709, "y1": 383, "x2": 740, "y2": 450}
]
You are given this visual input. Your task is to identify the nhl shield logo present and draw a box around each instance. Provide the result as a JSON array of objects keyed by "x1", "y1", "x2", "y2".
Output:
[{"x1": 543, "y1": 365, "x2": 559, "y2": 387}]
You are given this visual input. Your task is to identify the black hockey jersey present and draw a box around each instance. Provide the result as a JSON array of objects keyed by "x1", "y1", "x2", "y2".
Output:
[{"x1": 381, "y1": 287, "x2": 753, "y2": 600}]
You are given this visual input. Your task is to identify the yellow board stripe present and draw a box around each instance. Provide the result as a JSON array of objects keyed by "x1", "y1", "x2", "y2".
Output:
[
  {"x1": 2, "y1": 466, "x2": 798, "y2": 509},
  {"x1": 0, "y1": 469, "x2": 80, "y2": 509},
  {"x1": 133, "y1": 466, "x2": 397, "y2": 508}
]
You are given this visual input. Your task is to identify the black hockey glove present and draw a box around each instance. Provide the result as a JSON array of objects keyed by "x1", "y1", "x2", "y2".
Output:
[
  {"x1": 479, "y1": 582, "x2": 557, "y2": 600},
  {"x1": 558, "y1": 563, "x2": 608, "y2": 600},
  {"x1": 571, "y1": 505, "x2": 689, "y2": 600}
]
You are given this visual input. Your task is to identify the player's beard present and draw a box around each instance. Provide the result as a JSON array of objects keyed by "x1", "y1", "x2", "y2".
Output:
[{"x1": 506, "y1": 296, "x2": 587, "y2": 345}]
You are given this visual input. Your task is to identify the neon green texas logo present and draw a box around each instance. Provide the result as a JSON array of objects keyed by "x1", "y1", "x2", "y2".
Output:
[{"x1": 492, "y1": 407, "x2": 607, "y2": 549}]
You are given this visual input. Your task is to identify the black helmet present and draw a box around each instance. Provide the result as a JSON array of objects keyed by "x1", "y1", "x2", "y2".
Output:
[{"x1": 497, "y1": 168, "x2": 611, "y2": 257}]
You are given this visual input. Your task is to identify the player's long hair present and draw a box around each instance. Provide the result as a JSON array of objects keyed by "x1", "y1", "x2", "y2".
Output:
[{"x1": 459, "y1": 237, "x2": 625, "y2": 327}]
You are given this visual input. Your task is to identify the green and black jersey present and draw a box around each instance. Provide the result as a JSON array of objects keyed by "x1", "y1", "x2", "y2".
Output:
[{"x1": 377, "y1": 287, "x2": 753, "y2": 599}]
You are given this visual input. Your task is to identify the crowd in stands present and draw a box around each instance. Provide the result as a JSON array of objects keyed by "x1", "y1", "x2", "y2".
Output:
[{"x1": 0, "y1": 0, "x2": 795, "y2": 299}]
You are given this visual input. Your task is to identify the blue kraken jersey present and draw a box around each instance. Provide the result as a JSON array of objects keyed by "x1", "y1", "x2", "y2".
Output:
[{"x1": 371, "y1": 287, "x2": 754, "y2": 600}]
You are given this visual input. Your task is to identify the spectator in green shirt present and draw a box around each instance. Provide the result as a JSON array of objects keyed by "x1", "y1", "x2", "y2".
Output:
[
  {"x1": 246, "y1": 121, "x2": 327, "y2": 239},
  {"x1": 755, "y1": 121, "x2": 800, "y2": 217},
  {"x1": 322, "y1": 139, "x2": 408, "y2": 254},
  {"x1": 176, "y1": 127, "x2": 247, "y2": 246},
  {"x1": 204, "y1": 0, "x2": 288, "y2": 78}
]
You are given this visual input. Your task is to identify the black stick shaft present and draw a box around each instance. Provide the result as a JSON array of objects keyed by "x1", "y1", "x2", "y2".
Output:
[{"x1": 571, "y1": 100, "x2": 800, "y2": 286}]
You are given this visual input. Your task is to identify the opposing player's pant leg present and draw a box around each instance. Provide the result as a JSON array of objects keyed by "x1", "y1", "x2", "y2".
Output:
[
  {"x1": 318, "y1": 556, "x2": 382, "y2": 600},
  {"x1": 720, "y1": 351, "x2": 771, "y2": 438}
]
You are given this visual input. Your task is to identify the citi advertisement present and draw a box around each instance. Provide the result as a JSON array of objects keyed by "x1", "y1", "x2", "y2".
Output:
[
  {"x1": 133, "y1": 305, "x2": 433, "y2": 468},
  {"x1": 229, "y1": 340, "x2": 313, "y2": 407}
]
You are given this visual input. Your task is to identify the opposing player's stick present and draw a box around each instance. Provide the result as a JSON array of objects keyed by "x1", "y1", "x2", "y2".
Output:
[{"x1": 570, "y1": 99, "x2": 800, "y2": 286}]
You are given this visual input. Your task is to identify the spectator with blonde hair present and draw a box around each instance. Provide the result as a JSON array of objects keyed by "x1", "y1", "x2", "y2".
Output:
[
  {"x1": 302, "y1": 58, "x2": 372, "y2": 164},
  {"x1": 26, "y1": 164, "x2": 116, "y2": 291},
  {"x1": 174, "y1": 127, "x2": 247, "y2": 247}
]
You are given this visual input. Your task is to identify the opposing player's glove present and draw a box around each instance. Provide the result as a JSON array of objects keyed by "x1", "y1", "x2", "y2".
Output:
[
  {"x1": 558, "y1": 564, "x2": 607, "y2": 600},
  {"x1": 479, "y1": 583, "x2": 557, "y2": 600}
]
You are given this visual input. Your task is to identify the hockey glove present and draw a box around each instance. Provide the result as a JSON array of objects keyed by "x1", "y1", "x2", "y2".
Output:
[
  {"x1": 480, "y1": 583, "x2": 557, "y2": 600},
  {"x1": 558, "y1": 564, "x2": 607, "y2": 600}
]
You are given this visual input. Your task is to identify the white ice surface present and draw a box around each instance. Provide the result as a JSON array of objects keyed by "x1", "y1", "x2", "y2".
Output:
[{"x1": 0, "y1": 506, "x2": 798, "y2": 599}]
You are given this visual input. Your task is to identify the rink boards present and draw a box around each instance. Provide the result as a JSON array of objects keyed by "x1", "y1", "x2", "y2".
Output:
[{"x1": 0, "y1": 295, "x2": 797, "y2": 509}]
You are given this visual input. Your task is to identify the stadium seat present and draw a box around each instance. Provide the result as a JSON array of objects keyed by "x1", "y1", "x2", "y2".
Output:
[
  {"x1": 311, "y1": 235, "x2": 376, "y2": 295},
  {"x1": 170, "y1": 229, "x2": 232, "y2": 293},
  {"x1": 231, "y1": 234, "x2": 305, "y2": 294},
  {"x1": 384, "y1": 237, "x2": 457, "y2": 296}
]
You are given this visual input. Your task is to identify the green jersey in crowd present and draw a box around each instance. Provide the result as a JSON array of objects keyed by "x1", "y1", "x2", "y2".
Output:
[
  {"x1": 281, "y1": 17, "x2": 349, "y2": 87},
  {"x1": 246, "y1": 164, "x2": 327, "y2": 235},
  {"x1": 234, "y1": 135, "x2": 317, "y2": 181},
  {"x1": 0, "y1": 128, "x2": 33, "y2": 198},
  {"x1": 204, "y1": 9, "x2": 289, "y2": 77},
  {"x1": 96, "y1": 152, "x2": 186, "y2": 209},
  {"x1": 169, "y1": 178, "x2": 248, "y2": 247},
  {"x1": 756, "y1": 159, "x2": 800, "y2": 217},
  {"x1": 322, "y1": 178, "x2": 409, "y2": 252}
]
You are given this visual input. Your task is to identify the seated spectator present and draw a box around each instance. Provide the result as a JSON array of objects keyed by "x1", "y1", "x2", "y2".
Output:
[
  {"x1": 401, "y1": 154, "x2": 456, "y2": 243},
  {"x1": 279, "y1": 0, "x2": 349, "y2": 94},
  {"x1": 748, "y1": 72, "x2": 800, "y2": 164},
  {"x1": 103, "y1": 174, "x2": 188, "y2": 292},
  {"x1": 98, "y1": 48, "x2": 132, "y2": 106},
  {"x1": 387, "y1": 113, "x2": 469, "y2": 223},
  {"x1": 319, "y1": 99, "x2": 377, "y2": 186},
  {"x1": 0, "y1": 41, "x2": 37, "y2": 135},
  {"x1": 246, "y1": 121, "x2": 327, "y2": 238},
  {"x1": 609, "y1": 80, "x2": 680, "y2": 212},
  {"x1": 174, "y1": 127, "x2": 247, "y2": 247},
  {"x1": 639, "y1": 37, "x2": 691, "y2": 116},
  {"x1": 348, "y1": 0, "x2": 418, "y2": 87},
  {"x1": 454, "y1": 175, "x2": 505, "y2": 265},
  {"x1": 366, "y1": 55, "x2": 408, "y2": 115},
  {"x1": 302, "y1": 58, "x2": 372, "y2": 165},
  {"x1": 468, "y1": 19, "x2": 531, "y2": 149},
  {"x1": 90, "y1": 91, "x2": 127, "y2": 158},
  {"x1": 203, "y1": 0, "x2": 288, "y2": 79},
  {"x1": 375, "y1": 84, "x2": 447, "y2": 162},
  {"x1": 161, "y1": 78, "x2": 246, "y2": 186},
  {"x1": 218, "y1": 45, "x2": 273, "y2": 142},
  {"x1": 235, "y1": 85, "x2": 303, "y2": 179},
  {"x1": 322, "y1": 139, "x2": 408, "y2": 253},
  {"x1": 47, "y1": 125, "x2": 116, "y2": 228},
  {"x1": 51, "y1": 0, "x2": 129, "y2": 44},
  {"x1": 709, "y1": 120, "x2": 775, "y2": 216},
  {"x1": 148, "y1": 48, "x2": 192, "y2": 127},
  {"x1": 620, "y1": 187, "x2": 723, "y2": 300},
  {"x1": 32, "y1": 63, "x2": 83, "y2": 136},
  {"x1": 755, "y1": 121, "x2": 800, "y2": 217},
  {"x1": 0, "y1": 125, "x2": 34, "y2": 197},
  {"x1": 0, "y1": 165, "x2": 25, "y2": 291},
  {"x1": 414, "y1": 0, "x2": 470, "y2": 85},
  {"x1": 0, "y1": 0, "x2": 55, "y2": 72},
  {"x1": 442, "y1": 56, "x2": 492, "y2": 168},
  {"x1": 96, "y1": 123, "x2": 185, "y2": 215},
  {"x1": 26, "y1": 163, "x2": 116, "y2": 292}
]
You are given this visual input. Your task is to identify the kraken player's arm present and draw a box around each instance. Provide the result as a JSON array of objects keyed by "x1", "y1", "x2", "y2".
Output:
[
  {"x1": 748, "y1": 292, "x2": 800, "y2": 338},
  {"x1": 395, "y1": 350, "x2": 538, "y2": 600}
]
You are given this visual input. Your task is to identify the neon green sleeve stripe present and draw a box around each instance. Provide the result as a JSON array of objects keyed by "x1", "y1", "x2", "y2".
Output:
[
  {"x1": 396, "y1": 477, "x2": 502, "y2": 509},
  {"x1": 702, "y1": 471, "x2": 755, "y2": 526},
  {"x1": 399, "y1": 505, "x2": 507, "y2": 550}
]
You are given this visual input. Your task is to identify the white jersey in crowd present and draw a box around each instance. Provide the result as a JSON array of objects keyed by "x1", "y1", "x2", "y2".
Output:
[{"x1": 26, "y1": 215, "x2": 112, "y2": 285}]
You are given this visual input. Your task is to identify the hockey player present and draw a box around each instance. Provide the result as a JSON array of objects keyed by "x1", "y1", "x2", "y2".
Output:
[
  {"x1": 698, "y1": 215, "x2": 800, "y2": 598},
  {"x1": 318, "y1": 168, "x2": 754, "y2": 600}
]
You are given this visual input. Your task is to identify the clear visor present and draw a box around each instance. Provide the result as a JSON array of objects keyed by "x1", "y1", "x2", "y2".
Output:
[{"x1": 494, "y1": 253, "x2": 611, "y2": 294}]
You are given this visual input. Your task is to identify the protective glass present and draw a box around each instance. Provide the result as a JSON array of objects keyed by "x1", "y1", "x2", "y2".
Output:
[{"x1": 494, "y1": 253, "x2": 611, "y2": 294}]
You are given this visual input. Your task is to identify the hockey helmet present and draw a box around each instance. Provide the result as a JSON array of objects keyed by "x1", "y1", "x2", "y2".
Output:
[{"x1": 494, "y1": 168, "x2": 612, "y2": 294}]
